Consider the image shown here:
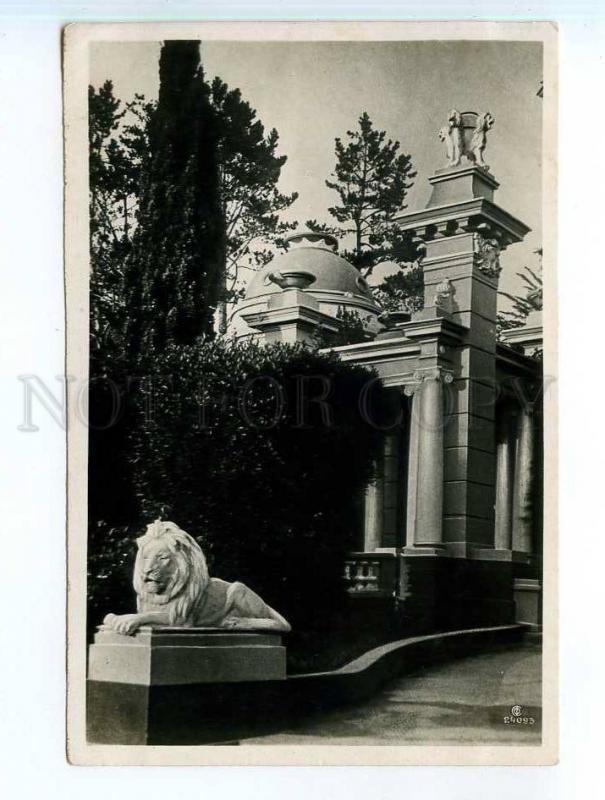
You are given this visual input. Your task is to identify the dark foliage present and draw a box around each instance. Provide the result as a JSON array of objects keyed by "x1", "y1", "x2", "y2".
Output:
[
  {"x1": 87, "y1": 366, "x2": 138, "y2": 524},
  {"x1": 314, "y1": 307, "x2": 372, "y2": 349},
  {"x1": 123, "y1": 41, "x2": 225, "y2": 355},
  {"x1": 88, "y1": 82, "x2": 151, "y2": 363},
  {"x1": 88, "y1": 522, "x2": 139, "y2": 629},
  {"x1": 373, "y1": 266, "x2": 425, "y2": 313}
]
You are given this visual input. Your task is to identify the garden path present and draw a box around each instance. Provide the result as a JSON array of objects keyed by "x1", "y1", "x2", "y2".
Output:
[{"x1": 243, "y1": 643, "x2": 542, "y2": 745}]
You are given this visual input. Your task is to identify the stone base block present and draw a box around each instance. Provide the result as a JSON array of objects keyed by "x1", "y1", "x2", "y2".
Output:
[
  {"x1": 87, "y1": 627, "x2": 287, "y2": 744},
  {"x1": 89, "y1": 626, "x2": 286, "y2": 686},
  {"x1": 397, "y1": 554, "x2": 515, "y2": 633},
  {"x1": 87, "y1": 678, "x2": 285, "y2": 745}
]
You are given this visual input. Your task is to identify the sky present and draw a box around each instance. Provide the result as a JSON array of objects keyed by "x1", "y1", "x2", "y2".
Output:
[{"x1": 90, "y1": 39, "x2": 543, "y2": 304}]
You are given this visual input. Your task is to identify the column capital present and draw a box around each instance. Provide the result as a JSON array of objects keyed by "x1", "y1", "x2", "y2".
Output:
[{"x1": 403, "y1": 366, "x2": 454, "y2": 396}]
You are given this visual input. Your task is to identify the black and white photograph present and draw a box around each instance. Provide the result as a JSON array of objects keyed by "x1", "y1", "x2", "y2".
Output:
[{"x1": 63, "y1": 21, "x2": 557, "y2": 765}]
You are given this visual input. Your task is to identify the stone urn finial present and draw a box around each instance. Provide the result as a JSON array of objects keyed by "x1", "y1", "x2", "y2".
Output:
[
  {"x1": 267, "y1": 270, "x2": 316, "y2": 291},
  {"x1": 377, "y1": 308, "x2": 412, "y2": 329}
]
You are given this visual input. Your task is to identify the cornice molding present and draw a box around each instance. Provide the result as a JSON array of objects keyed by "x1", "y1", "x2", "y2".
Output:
[{"x1": 394, "y1": 196, "x2": 530, "y2": 248}]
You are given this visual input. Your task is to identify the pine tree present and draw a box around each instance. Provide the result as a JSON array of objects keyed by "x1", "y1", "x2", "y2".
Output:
[
  {"x1": 89, "y1": 83, "x2": 152, "y2": 362},
  {"x1": 322, "y1": 112, "x2": 417, "y2": 275},
  {"x1": 124, "y1": 41, "x2": 225, "y2": 357},
  {"x1": 498, "y1": 249, "x2": 543, "y2": 332},
  {"x1": 210, "y1": 78, "x2": 298, "y2": 332},
  {"x1": 372, "y1": 267, "x2": 425, "y2": 314},
  {"x1": 311, "y1": 112, "x2": 423, "y2": 311}
]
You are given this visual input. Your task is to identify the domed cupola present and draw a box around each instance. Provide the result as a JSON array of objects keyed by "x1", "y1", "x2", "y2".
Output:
[{"x1": 233, "y1": 227, "x2": 382, "y2": 341}]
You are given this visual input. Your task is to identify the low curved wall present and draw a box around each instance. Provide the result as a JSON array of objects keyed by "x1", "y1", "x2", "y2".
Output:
[
  {"x1": 87, "y1": 623, "x2": 527, "y2": 745},
  {"x1": 286, "y1": 623, "x2": 526, "y2": 714}
]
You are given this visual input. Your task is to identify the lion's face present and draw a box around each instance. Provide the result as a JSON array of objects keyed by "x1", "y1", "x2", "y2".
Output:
[
  {"x1": 133, "y1": 522, "x2": 210, "y2": 620},
  {"x1": 136, "y1": 538, "x2": 178, "y2": 596}
]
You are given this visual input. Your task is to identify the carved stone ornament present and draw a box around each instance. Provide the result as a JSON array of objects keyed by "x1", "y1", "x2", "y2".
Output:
[
  {"x1": 438, "y1": 110, "x2": 495, "y2": 170},
  {"x1": 473, "y1": 233, "x2": 502, "y2": 278},
  {"x1": 433, "y1": 277, "x2": 455, "y2": 314},
  {"x1": 102, "y1": 520, "x2": 291, "y2": 636},
  {"x1": 414, "y1": 367, "x2": 454, "y2": 384}
]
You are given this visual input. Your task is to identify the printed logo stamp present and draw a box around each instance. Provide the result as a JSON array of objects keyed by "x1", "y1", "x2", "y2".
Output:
[{"x1": 503, "y1": 705, "x2": 536, "y2": 725}]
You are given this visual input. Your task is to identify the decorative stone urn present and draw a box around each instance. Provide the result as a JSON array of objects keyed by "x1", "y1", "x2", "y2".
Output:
[
  {"x1": 267, "y1": 269, "x2": 316, "y2": 290},
  {"x1": 377, "y1": 308, "x2": 412, "y2": 330}
]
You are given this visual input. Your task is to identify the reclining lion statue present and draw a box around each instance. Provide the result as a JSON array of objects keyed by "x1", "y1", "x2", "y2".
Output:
[{"x1": 103, "y1": 520, "x2": 291, "y2": 636}]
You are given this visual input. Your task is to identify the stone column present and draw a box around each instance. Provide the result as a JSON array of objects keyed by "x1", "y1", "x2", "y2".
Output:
[
  {"x1": 413, "y1": 369, "x2": 452, "y2": 547},
  {"x1": 494, "y1": 409, "x2": 516, "y2": 550},
  {"x1": 381, "y1": 431, "x2": 400, "y2": 548},
  {"x1": 363, "y1": 457, "x2": 383, "y2": 552},
  {"x1": 512, "y1": 406, "x2": 535, "y2": 554},
  {"x1": 405, "y1": 388, "x2": 420, "y2": 547}
]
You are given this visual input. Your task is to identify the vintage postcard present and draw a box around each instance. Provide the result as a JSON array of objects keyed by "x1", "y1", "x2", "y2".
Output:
[{"x1": 64, "y1": 20, "x2": 558, "y2": 765}]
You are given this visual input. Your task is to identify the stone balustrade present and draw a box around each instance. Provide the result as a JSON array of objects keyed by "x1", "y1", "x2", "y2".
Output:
[{"x1": 344, "y1": 552, "x2": 396, "y2": 597}]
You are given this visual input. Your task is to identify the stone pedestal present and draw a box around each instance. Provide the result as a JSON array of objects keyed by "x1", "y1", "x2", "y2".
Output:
[
  {"x1": 89, "y1": 625, "x2": 286, "y2": 685},
  {"x1": 87, "y1": 626, "x2": 286, "y2": 744},
  {"x1": 513, "y1": 578, "x2": 542, "y2": 627},
  {"x1": 241, "y1": 288, "x2": 339, "y2": 345},
  {"x1": 427, "y1": 164, "x2": 499, "y2": 207}
]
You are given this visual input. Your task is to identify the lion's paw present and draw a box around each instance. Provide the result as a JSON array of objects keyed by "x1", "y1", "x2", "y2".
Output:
[
  {"x1": 222, "y1": 616, "x2": 243, "y2": 629},
  {"x1": 105, "y1": 613, "x2": 141, "y2": 636}
]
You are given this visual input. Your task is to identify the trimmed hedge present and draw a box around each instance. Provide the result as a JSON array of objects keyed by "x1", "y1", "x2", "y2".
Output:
[{"x1": 88, "y1": 338, "x2": 394, "y2": 637}]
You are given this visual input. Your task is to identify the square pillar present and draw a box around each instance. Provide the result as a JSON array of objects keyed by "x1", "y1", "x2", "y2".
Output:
[{"x1": 396, "y1": 163, "x2": 530, "y2": 553}]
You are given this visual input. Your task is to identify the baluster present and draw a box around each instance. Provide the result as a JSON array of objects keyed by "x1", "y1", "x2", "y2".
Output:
[
  {"x1": 369, "y1": 561, "x2": 380, "y2": 591},
  {"x1": 358, "y1": 561, "x2": 367, "y2": 591}
]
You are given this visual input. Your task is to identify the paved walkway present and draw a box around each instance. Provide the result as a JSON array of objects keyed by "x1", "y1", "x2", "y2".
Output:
[{"x1": 244, "y1": 643, "x2": 542, "y2": 745}]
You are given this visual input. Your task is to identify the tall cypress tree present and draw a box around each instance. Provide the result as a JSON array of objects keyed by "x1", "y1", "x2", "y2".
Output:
[
  {"x1": 88, "y1": 42, "x2": 224, "y2": 525},
  {"x1": 124, "y1": 40, "x2": 224, "y2": 358}
]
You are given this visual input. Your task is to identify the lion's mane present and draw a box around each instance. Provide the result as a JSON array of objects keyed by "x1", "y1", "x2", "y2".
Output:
[{"x1": 133, "y1": 520, "x2": 209, "y2": 626}]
